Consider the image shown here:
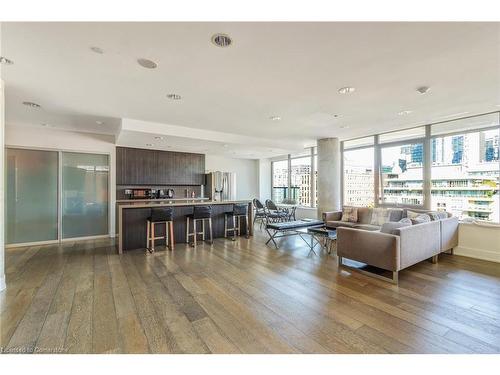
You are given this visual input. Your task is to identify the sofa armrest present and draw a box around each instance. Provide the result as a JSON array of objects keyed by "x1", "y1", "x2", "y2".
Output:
[
  {"x1": 395, "y1": 220, "x2": 440, "y2": 269},
  {"x1": 440, "y1": 216, "x2": 459, "y2": 251},
  {"x1": 323, "y1": 210, "x2": 342, "y2": 222},
  {"x1": 337, "y1": 227, "x2": 400, "y2": 271}
]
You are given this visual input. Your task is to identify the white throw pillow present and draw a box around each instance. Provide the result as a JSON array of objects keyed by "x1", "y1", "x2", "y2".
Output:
[{"x1": 406, "y1": 210, "x2": 421, "y2": 220}]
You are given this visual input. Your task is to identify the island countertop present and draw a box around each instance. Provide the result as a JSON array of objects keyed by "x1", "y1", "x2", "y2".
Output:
[
  {"x1": 117, "y1": 200, "x2": 253, "y2": 253},
  {"x1": 115, "y1": 197, "x2": 210, "y2": 203},
  {"x1": 117, "y1": 199, "x2": 251, "y2": 209}
]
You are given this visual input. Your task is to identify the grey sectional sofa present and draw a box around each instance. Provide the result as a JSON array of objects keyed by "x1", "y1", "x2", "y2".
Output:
[{"x1": 322, "y1": 207, "x2": 459, "y2": 283}]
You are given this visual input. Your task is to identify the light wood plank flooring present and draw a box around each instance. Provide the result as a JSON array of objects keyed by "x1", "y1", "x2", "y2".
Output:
[{"x1": 1, "y1": 228, "x2": 500, "y2": 354}]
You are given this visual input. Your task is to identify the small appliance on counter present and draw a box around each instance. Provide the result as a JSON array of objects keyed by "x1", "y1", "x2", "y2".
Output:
[
  {"x1": 157, "y1": 189, "x2": 175, "y2": 199},
  {"x1": 129, "y1": 188, "x2": 154, "y2": 199}
]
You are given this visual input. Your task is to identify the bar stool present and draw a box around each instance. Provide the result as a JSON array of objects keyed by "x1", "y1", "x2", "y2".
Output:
[
  {"x1": 224, "y1": 203, "x2": 250, "y2": 240},
  {"x1": 146, "y1": 207, "x2": 174, "y2": 253},
  {"x1": 186, "y1": 206, "x2": 213, "y2": 247}
]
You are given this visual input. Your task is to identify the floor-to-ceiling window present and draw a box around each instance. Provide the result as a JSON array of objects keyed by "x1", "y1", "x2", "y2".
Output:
[
  {"x1": 340, "y1": 112, "x2": 500, "y2": 223},
  {"x1": 430, "y1": 114, "x2": 500, "y2": 222},
  {"x1": 380, "y1": 142, "x2": 424, "y2": 206},
  {"x1": 343, "y1": 137, "x2": 375, "y2": 207},
  {"x1": 290, "y1": 155, "x2": 312, "y2": 206},
  {"x1": 271, "y1": 147, "x2": 317, "y2": 207},
  {"x1": 5, "y1": 148, "x2": 110, "y2": 245},
  {"x1": 271, "y1": 159, "x2": 289, "y2": 204}
]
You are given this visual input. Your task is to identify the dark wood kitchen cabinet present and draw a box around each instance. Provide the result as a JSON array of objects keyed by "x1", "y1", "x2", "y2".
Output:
[
  {"x1": 124, "y1": 148, "x2": 157, "y2": 185},
  {"x1": 116, "y1": 146, "x2": 205, "y2": 185},
  {"x1": 156, "y1": 150, "x2": 175, "y2": 184}
]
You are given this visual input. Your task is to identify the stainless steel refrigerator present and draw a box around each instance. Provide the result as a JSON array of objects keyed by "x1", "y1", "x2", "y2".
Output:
[{"x1": 205, "y1": 171, "x2": 236, "y2": 201}]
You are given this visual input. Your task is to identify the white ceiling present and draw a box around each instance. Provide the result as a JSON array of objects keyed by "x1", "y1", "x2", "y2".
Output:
[{"x1": 1, "y1": 22, "x2": 499, "y2": 158}]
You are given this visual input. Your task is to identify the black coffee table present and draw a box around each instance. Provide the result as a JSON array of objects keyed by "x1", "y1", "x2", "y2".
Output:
[{"x1": 306, "y1": 226, "x2": 337, "y2": 255}]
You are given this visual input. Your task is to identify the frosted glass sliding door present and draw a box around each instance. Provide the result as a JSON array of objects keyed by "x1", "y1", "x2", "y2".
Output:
[
  {"x1": 62, "y1": 152, "x2": 109, "y2": 238},
  {"x1": 6, "y1": 149, "x2": 58, "y2": 244}
]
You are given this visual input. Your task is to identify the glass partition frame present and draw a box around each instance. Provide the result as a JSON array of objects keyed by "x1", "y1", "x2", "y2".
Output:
[{"x1": 5, "y1": 146, "x2": 111, "y2": 246}]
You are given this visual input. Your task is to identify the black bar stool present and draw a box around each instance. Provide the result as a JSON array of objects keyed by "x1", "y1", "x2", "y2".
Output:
[
  {"x1": 224, "y1": 204, "x2": 249, "y2": 240},
  {"x1": 186, "y1": 206, "x2": 213, "y2": 247},
  {"x1": 146, "y1": 207, "x2": 174, "y2": 253}
]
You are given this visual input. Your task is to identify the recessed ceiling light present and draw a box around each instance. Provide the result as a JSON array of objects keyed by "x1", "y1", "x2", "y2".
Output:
[
  {"x1": 269, "y1": 116, "x2": 281, "y2": 121},
  {"x1": 0, "y1": 56, "x2": 14, "y2": 65},
  {"x1": 340, "y1": 125, "x2": 350, "y2": 129},
  {"x1": 95, "y1": 120, "x2": 104, "y2": 125},
  {"x1": 416, "y1": 86, "x2": 430, "y2": 95},
  {"x1": 41, "y1": 123, "x2": 48, "y2": 127},
  {"x1": 338, "y1": 87, "x2": 355, "y2": 94},
  {"x1": 146, "y1": 143, "x2": 154, "y2": 147},
  {"x1": 332, "y1": 114, "x2": 342, "y2": 118},
  {"x1": 211, "y1": 33, "x2": 232, "y2": 48},
  {"x1": 23, "y1": 101, "x2": 41, "y2": 109},
  {"x1": 166, "y1": 94, "x2": 182, "y2": 100},
  {"x1": 90, "y1": 46, "x2": 104, "y2": 54},
  {"x1": 154, "y1": 136, "x2": 164, "y2": 140},
  {"x1": 398, "y1": 110, "x2": 413, "y2": 116},
  {"x1": 137, "y1": 58, "x2": 158, "y2": 69}
]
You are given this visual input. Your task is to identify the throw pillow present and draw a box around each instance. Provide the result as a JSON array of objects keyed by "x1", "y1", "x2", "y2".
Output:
[
  {"x1": 406, "y1": 210, "x2": 422, "y2": 220},
  {"x1": 429, "y1": 211, "x2": 448, "y2": 221},
  {"x1": 380, "y1": 221, "x2": 412, "y2": 235},
  {"x1": 370, "y1": 207, "x2": 390, "y2": 226},
  {"x1": 399, "y1": 218, "x2": 413, "y2": 225},
  {"x1": 411, "y1": 213, "x2": 431, "y2": 225},
  {"x1": 341, "y1": 207, "x2": 358, "y2": 223}
]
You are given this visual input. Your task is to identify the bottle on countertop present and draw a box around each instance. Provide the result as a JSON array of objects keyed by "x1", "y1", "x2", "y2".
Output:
[{"x1": 191, "y1": 190, "x2": 196, "y2": 198}]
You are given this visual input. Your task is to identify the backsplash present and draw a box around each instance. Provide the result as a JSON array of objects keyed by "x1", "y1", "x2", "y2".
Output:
[{"x1": 116, "y1": 185, "x2": 203, "y2": 200}]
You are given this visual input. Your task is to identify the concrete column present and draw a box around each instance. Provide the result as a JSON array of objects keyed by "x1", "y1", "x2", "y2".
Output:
[{"x1": 317, "y1": 138, "x2": 341, "y2": 216}]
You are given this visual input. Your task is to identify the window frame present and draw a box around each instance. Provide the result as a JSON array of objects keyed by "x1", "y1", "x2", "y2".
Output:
[
  {"x1": 340, "y1": 111, "x2": 500, "y2": 223},
  {"x1": 271, "y1": 147, "x2": 317, "y2": 208},
  {"x1": 341, "y1": 144, "x2": 376, "y2": 208}
]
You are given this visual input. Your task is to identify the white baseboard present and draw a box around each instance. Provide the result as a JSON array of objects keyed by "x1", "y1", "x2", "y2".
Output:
[
  {"x1": 0, "y1": 274, "x2": 5, "y2": 291},
  {"x1": 454, "y1": 245, "x2": 500, "y2": 263}
]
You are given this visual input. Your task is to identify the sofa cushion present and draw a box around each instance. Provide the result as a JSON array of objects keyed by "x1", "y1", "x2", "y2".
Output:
[
  {"x1": 353, "y1": 224, "x2": 381, "y2": 231},
  {"x1": 411, "y1": 213, "x2": 431, "y2": 225},
  {"x1": 399, "y1": 218, "x2": 412, "y2": 225},
  {"x1": 380, "y1": 221, "x2": 412, "y2": 235},
  {"x1": 341, "y1": 207, "x2": 358, "y2": 223},
  {"x1": 326, "y1": 220, "x2": 357, "y2": 229},
  {"x1": 357, "y1": 207, "x2": 372, "y2": 224},
  {"x1": 370, "y1": 208, "x2": 390, "y2": 226}
]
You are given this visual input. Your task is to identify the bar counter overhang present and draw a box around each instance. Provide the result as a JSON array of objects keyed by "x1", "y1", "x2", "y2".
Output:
[{"x1": 117, "y1": 200, "x2": 253, "y2": 253}]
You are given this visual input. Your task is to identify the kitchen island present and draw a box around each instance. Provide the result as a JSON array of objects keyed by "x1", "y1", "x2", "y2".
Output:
[{"x1": 117, "y1": 200, "x2": 253, "y2": 253}]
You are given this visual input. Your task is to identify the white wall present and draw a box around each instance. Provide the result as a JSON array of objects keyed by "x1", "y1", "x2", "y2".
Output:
[
  {"x1": 258, "y1": 158, "x2": 272, "y2": 202},
  {"x1": 205, "y1": 154, "x2": 259, "y2": 200},
  {"x1": 5, "y1": 126, "x2": 117, "y2": 235},
  {"x1": 455, "y1": 223, "x2": 500, "y2": 263}
]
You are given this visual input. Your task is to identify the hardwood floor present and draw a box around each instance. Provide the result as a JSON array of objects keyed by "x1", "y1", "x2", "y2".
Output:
[{"x1": 1, "y1": 228, "x2": 500, "y2": 354}]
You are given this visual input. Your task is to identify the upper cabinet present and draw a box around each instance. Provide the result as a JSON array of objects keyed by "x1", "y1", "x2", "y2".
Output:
[{"x1": 116, "y1": 147, "x2": 205, "y2": 186}]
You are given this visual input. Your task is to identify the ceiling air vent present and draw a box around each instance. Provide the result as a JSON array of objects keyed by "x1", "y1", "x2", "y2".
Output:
[{"x1": 211, "y1": 34, "x2": 232, "y2": 48}]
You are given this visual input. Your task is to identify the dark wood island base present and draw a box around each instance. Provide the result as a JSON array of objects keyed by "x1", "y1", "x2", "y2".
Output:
[{"x1": 117, "y1": 200, "x2": 253, "y2": 253}]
